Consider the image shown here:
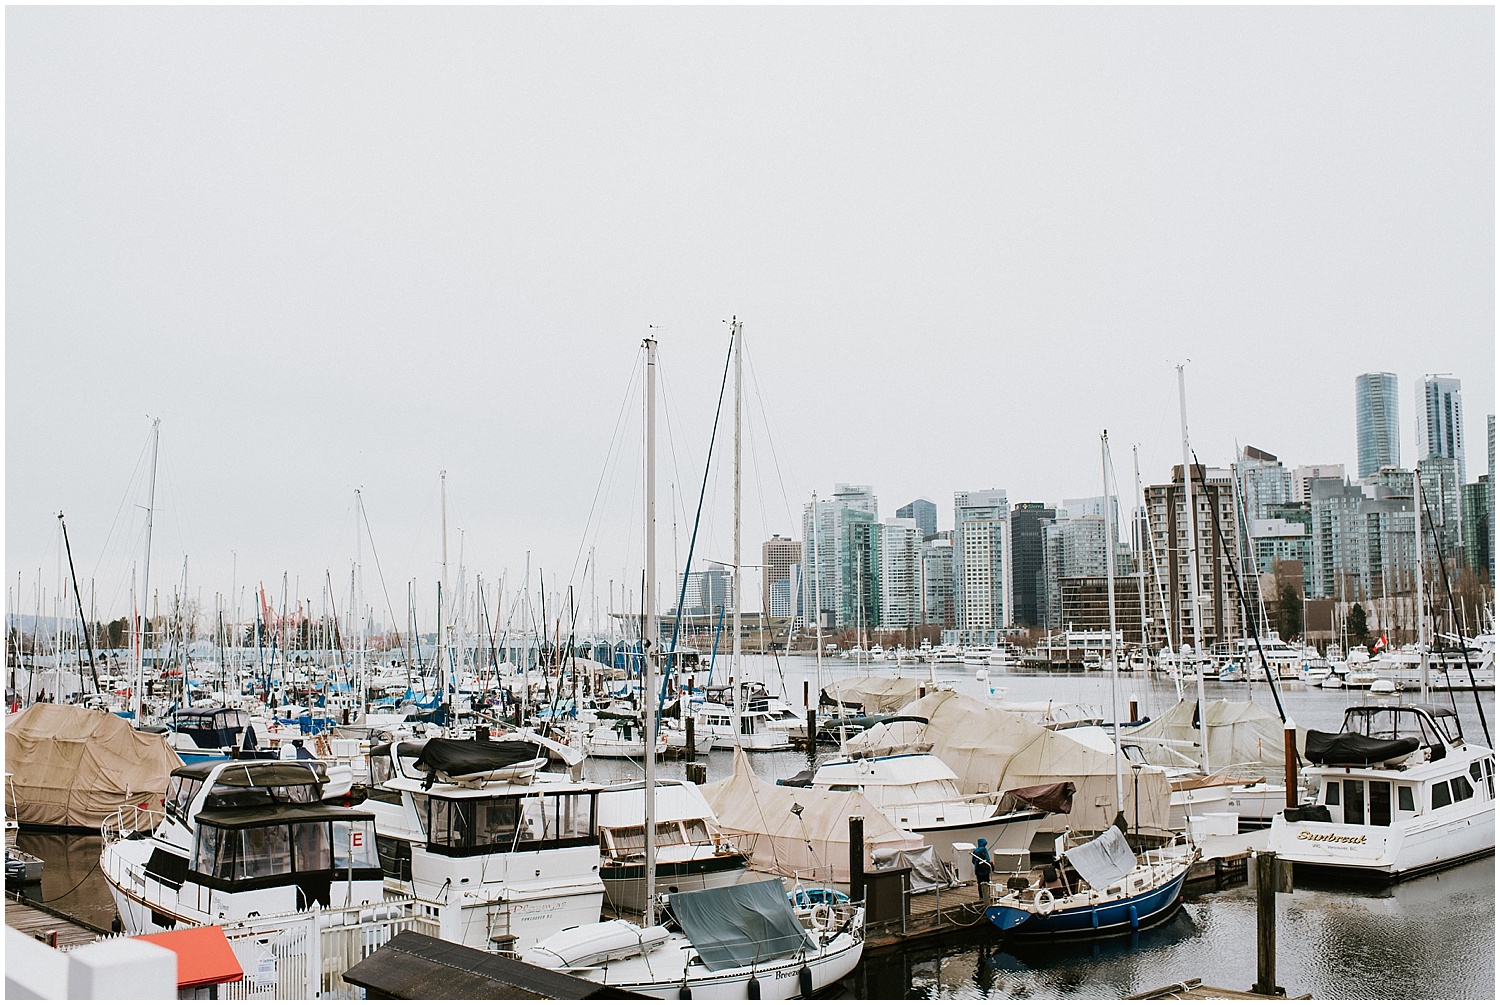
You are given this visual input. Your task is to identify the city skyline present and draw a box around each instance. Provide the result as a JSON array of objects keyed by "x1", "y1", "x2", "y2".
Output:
[{"x1": 8, "y1": 7, "x2": 1493, "y2": 625}]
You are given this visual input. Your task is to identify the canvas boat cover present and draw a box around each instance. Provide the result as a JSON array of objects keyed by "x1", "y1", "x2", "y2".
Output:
[
  {"x1": 1122, "y1": 699, "x2": 1297, "y2": 774},
  {"x1": 701, "y1": 748, "x2": 926, "y2": 883},
  {"x1": 1304, "y1": 729, "x2": 1421, "y2": 766},
  {"x1": 668, "y1": 878, "x2": 813, "y2": 971},
  {"x1": 821, "y1": 675, "x2": 925, "y2": 714},
  {"x1": 4, "y1": 703, "x2": 183, "y2": 828},
  {"x1": 415, "y1": 738, "x2": 546, "y2": 778},
  {"x1": 1003, "y1": 781, "x2": 1076, "y2": 814},
  {"x1": 846, "y1": 692, "x2": 1172, "y2": 835},
  {"x1": 1063, "y1": 825, "x2": 1137, "y2": 890}
]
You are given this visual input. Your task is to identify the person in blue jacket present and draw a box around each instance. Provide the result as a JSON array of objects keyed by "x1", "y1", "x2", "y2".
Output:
[{"x1": 972, "y1": 837, "x2": 993, "y2": 899}]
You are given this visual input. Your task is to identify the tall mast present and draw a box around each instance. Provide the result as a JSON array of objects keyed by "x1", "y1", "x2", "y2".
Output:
[
  {"x1": 1177, "y1": 365, "x2": 1210, "y2": 772},
  {"x1": 731, "y1": 319, "x2": 743, "y2": 730},
  {"x1": 440, "y1": 472, "x2": 449, "y2": 707},
  {"x1": 812, "y1": 492, "x2": 824, "y2": 702},
  {"x1": 1103, "y1": 432, "x2": 1125, "y2": 823},
  {"x1": 1132, "y1": 447, "x2": 1149, "y2": 670},
  {"x1": 643, "y1": 334, "x2": 660, "y2": 928},
  {"x1": 1415, "y1": 468, "x2": 1428, "y2": 702},
  {"x1": 136, "y1": 418, "x2": 160, "y2": 721}
]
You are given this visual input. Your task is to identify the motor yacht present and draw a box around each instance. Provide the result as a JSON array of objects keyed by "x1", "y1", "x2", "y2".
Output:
[
  {"x1": 596, "y1": 779, "x2": 747, "y2": 913},
  {"x1": 1267, "y1": 704, "x2": 1495, "y2": 879}
]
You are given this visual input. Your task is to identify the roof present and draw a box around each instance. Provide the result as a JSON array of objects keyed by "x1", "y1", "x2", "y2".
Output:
[
  {"x1": 172, "y1": 760, "x2": 326, "y2": 786},
  {"x1": 195, "y1": 801, "x2": 375, "y2": 829},
  {"x1": 133, "y1": 925, "x2": 244, "y2": 989},
  {"x1": 341, "y1": 930, "x2": 649, "y2": 999}
]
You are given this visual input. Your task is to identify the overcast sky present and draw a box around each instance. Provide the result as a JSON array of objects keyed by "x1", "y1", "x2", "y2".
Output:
[{"x1": 7, "y1": 6, "x2": 1494, "y2": 629}]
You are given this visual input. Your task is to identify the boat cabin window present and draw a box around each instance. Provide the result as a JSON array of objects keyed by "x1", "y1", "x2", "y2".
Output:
[
  {"x1": 1432, "y1": 780, "x2": 1452, "y2": 809},
  {"x1": 1368, "y1": 781, "x2": 1392, "y2": 827},
  {"x1": 1324, "y1": 783, "x2": 1339, "y2": 806},
  {"x1": 1485, "y1": 760, "x2": 1495, "y2": 799},
  {"x1": 1450, "y1": 775, "x2": 1475, "y2": 802},
  {"x1": 425, "y1": 792, "x2": 596, "y2": 855},
  {"x1": 1397, "y1": 786, "x2": 1415, "y2": 812},
  {"x1": 1342, "y1": 780, "x2": 1365, "y2": 825},
  {"x1": 165, "y1": 775, "x2": 206, "y2": 822},
  {"x1": 683, "y1": 819, "x2": 711, "y2": 845},
  {"x1": 192, "y1": 819, "x2": 378, "y2": 884}
]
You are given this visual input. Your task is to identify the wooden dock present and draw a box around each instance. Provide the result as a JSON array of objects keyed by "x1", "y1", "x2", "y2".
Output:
[
  {"x1": 5, "y1": 892, "x2": 104, "y2": 949},
  {"x1": 865, "y1": 882, "x2": 989, "y2": 951},
  {"x1": 1128, "y1": 977, "x2": 1310, "y2": 999}
]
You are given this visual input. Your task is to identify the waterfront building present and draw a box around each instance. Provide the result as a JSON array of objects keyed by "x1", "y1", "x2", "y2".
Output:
[
  {"x1": 1417, "y1": 374, "x2": 1465, "y2": 486},
  {"x1": 1235, "y1": 445, "x2": 1297, "y2": 522},
  {"x1": 1355, "y1": 371, "x2": 1401, "y2": 478},
  {"x1": 1461, "y1": 477, "x2": 1491, "y2": 580},
  {"x1": 1308, "y1": 476, "x2": 1365, "y2": 601},
  {"x1": 761, "y1": 535, "x2": 800, "y2": 619},
  {"x1": 1009, "y1": 503, "x2": 1055, "y2": 628},
  {"x1": 1042, "y1": 514, "x2": 1109, "y2": 630},
  {"x1": 952, "y1": 489, "x2": 1010, "y2": 641},
  {"x1": 840, "y1": 509, "x2": 879, "y2": 632},
  {"x1": 1417, "y1": 455, "x2": 1464, "y2": 564},
  {"x1": 1056, "y1": 576, "x2": 1147, "y2": 644},
  {"x1": 1357, "y1": 481, "x2": 1417, "y2": 607},
  {"x1": 800, "y1": 486, "x2": 876, "y2": 630},
  {"x1": 895, "y1": 498, "x2": 937, "y2": 538},
  {"x1": 1247, "y1": 514, "x2": 1313, "y2": 576},
  {"x1": 678, "y1": 564, "x2": 733, "y2": 618},
  {"x1": 920, "y1": 533, "x2": 954, "y2": 628},
  {"x1": 878, "y1": 518, "x2": 923, "y2": 628},
  {"x1": 1144, "y1": 464, "x2": 1246, "y2": 651},
  {"x1": 1293, "y1": 463, "x2": 1347, "y2": 504}
]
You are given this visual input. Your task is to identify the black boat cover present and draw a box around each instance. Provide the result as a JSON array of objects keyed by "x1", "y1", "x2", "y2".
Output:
[
  {"x1": 776, "y1": 767, "x2": 815, "y2": 787},
  {"x1": 668, "y1": 878, "x2": 814, "y2": 971},
  {"x1": 1304, "y1": 729, "x2": 1420, "y2": 766},
  {"x1": 413, "y1": 738, "x2": 543, "y2": 778}
]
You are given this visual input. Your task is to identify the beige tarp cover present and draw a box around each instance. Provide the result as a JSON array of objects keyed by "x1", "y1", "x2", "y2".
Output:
[
  {"x1": 5, "y1": 703, "x2": 183, "y2": 828},
  {"x1": 701, "y1": 748, "x2": 926, "y2": 885},
  {"x1": 1122, "y1": 699, "x2": 1297, "y2": 775},
  {"x1": 821, "y1": 675, "x2": 924, "y2": 714},
  {"x1": 847, "y1": 692, "x2": 1173, "y2": 835}
]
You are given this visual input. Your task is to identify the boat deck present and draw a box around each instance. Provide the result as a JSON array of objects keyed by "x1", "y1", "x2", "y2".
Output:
[{"x1": 5, "y1": 893, "x2": 103, "y2": 949}]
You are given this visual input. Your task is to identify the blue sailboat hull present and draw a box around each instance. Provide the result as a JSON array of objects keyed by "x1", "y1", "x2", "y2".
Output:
[{"x1": 985, "y1": 864, "x2": 1191, "y2": 937}]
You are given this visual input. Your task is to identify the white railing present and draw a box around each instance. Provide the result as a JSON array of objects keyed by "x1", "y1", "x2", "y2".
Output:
[{"x1": 74, "y1": 897, "x2": 442, "y2": 1000}]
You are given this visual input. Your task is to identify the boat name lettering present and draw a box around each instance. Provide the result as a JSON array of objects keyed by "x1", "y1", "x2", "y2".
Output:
[{"x1": 1295, "y1": 830, "x2": 1367, "y2": 845}]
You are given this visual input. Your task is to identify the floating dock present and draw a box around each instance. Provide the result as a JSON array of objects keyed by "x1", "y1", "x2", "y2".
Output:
[{"x1": 5, "y1": 892, "x2": 104, "y2": 949}]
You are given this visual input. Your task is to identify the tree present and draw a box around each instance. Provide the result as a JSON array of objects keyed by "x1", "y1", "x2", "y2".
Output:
[
  {"x1": 1347, "y1": 603, "x2": 1369, "y2": 647},
  {"x1": 1275, "y1": 584, "x2": 1302, "y2": 642}
]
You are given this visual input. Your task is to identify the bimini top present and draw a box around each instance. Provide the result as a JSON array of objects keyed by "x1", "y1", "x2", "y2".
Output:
[
  {"x1": 668, "y1": 878, "x2": 813, "y2": 971},
  {"x1": 414, "y1": 738, "x2": 550, "y2": 778},
  {"x1": 1305, "y1": 730, "x2": 1421, "y2": 767}
]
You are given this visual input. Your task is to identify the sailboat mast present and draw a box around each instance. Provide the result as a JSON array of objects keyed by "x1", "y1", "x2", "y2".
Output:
[
  {"x1": 1415, "y1": 469, "x2": 1428, "y2": 702},
  {"x1": 731, "y1": 319, "x2": 743, "y2": 728},
  {"x1": 643, "y1": 334, "x2": 660, "y2": 928},
  {"x1": 812, "y1": 491, "x2": 824, "y2": 704},
  {"x1": 1132, "y1": 447, "x2": 1149, "y2": 671},
  {"x1": 1102, "y1": 432, "x2": 1125, "y2": 823},
  {"x1": 1176, "y1": 365, "x2": 1210, "y2": 772},
  {"x1": 136, "y1": 418, "x2": 160, "y2": 721}
]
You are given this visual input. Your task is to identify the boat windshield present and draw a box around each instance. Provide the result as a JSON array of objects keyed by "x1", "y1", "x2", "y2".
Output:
[
  {"x1": 1341, "y1": 706, "x2": 1461, "y2": 747},
  {"x1": 192, "y1": 818, "x2": 379, "y2": 882},
  {"x1": 423, "y1": 792, "x2": 596, "y2": 855}
]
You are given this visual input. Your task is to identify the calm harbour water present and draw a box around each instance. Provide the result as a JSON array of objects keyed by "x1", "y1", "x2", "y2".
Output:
[{"x1": 15, "y1": 655, "x2": 1495, "y2": 998}]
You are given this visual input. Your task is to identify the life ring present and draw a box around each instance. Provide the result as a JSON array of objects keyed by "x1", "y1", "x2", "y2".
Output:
[
  {"x1": 1034, "y1": 888, "x2": 1055, "y2": 916},
  {"x1": 810, "y1": 903, "x2": 835, "y2": 929}
]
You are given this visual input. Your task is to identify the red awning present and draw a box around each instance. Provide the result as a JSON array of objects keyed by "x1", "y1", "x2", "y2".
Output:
[{"x1": 132, "y1": 925, "x2": 244, "y2": 989}]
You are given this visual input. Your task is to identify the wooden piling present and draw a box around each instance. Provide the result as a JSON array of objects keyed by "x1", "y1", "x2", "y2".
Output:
[
  {"x1": 686, "y1": 715, "x2": 696, "y2": 759},
  {"x1": 1254, "y1": 852, "x2": 1280, "y2": 996}
]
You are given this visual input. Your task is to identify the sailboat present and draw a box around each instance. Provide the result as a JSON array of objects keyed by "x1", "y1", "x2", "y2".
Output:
[
  {"x1": 526, "y1": 330, "x2": 864, "y2": 997},
  {"x1": 983, "y1": 431, "x2": 1197, "y2": 939}
]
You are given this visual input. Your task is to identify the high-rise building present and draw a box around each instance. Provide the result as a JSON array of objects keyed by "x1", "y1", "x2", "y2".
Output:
[
  {"x1": 1461, "y1": 477, "x2": 1491, "y2": 579},
  {"x1": 761, "y1": 535, "x2": 801, "y2": 618},
  {"x1": 1355, "y1": 372, "x2": 1401, "y2": 479},
  {"x1": 1235, "y1": 446, "x2": 1296, "y2": 522},
  {"x1": 678, "y1": 564, "x2": 733, "y2": 617},
  {"x1": 878, "y1": 519, "x2": 923, "y2": 628},
  {"x1": 1417, "y1": 375, "x2": 1465, "y2": 486},
  {"x1": 800, "y1": 485, "x2": 877, "y2": 630},
  {"x1": 1417, "y1": 455, "x2": 1464, "y2": 563},
  {"x1": 1009, "y1": 503, "x2": 1055, "y2": 627},
  {"x1": 952, "y1": 489, "x2": 1010, "y2": 641},
  {"x1": 1308, "y1": 476, "x2": 1365, "y2": 600},
  {"x1": 1042, "y1": 515, "x2": 1109, "y2": 629},
  {"x1": 840, "y1": 510, "x2": 879, "y2": 633},
  {"x1": 896, "y1": 499, "x2": 937, "y2": 538},
  {"x1": 1144, "y1": 465, "x2": 1245, "y2": 650},
  {"x1": 920, "y1": 534, "x2": 954, "y2": 627},
  {"x1": 1293, "y1": 464, "x2": 1346, "y2": 503}
]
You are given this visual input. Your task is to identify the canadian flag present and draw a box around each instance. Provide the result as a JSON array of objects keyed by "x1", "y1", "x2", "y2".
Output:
[{"x1": 1374, "y1": 635, "x2": 1389, "y2": 653}]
